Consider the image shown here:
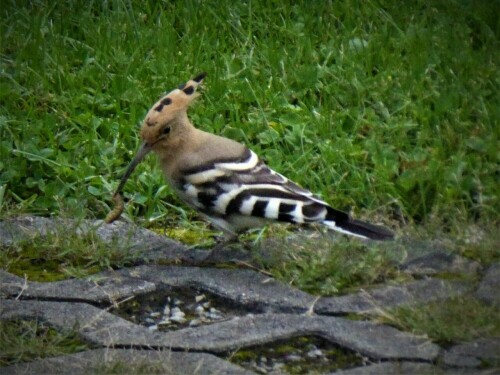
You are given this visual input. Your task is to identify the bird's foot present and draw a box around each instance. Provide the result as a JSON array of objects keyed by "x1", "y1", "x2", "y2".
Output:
[{"x1": 200, "y1": 237, "x2": 252, "y2": 265}]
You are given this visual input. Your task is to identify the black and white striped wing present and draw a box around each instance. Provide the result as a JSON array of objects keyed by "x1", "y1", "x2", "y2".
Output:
[
  {"x1": 178, "y1": 148, "x2": 393, "y2": 240},
  {"x1": 179, "y1": 148, "x2": 340, "y2": 225}
]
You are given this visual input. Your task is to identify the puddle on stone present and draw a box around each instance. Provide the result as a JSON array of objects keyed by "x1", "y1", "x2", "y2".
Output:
[
  {"x1": 109, "y1": 287, "x2": 251, "y2": 331},
  {"x1": 227, "y1": 336, "x2": 365, "y2": 374}
]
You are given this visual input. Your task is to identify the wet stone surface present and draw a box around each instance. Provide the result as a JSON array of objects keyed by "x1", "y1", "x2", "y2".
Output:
[
  {"x1": 475, "y1": 263, "x2": 500, "y2": 307},
  {"x1": 401, "y1": 249, "x2": 481, "y2": 276},
  {"x1": 0, "y1": 269, "x2": 156, "y2": 303},
  {"x1": 114, "y1": 264, "x2": 317, "y2": 313},
  {"x1": 110, "y1": 286, "x2": 249, "y2": 331},
  {"x1": 331, "y1": 361, "x2": 490, "y2": 375},
  {"x1": 229, "y1": 336, "x2": 365, "y2": 374},
  {"x1": 443, "y1": 337, "x2": 500, "y2": 368},
  {"x1": 315, "y1": 278, "x2": 470, "y2": 314},
  {"x1": 0, "y1": 348, "x2": 253, "y2": 375},
  {"x1": 1, "y1": 216, "x2": 499, "y2": 374}
]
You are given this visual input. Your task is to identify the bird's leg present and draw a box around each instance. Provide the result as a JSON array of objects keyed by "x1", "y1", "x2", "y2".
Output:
[
  {"x1": 201, "y1": 231, "x2": 251, "y2": 264},
  {"x1": 200, "y1": 235, "x2": 236, "y2": 264},
  {"x1": 212, "y1": 234, "x2": 239, "y2": 251}
]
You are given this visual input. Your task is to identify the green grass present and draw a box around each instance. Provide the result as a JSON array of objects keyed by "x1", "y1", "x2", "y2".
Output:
[
  {"x1": 260, "y1": 229, "x2": 408, "y2": 295},
  {"x1": 0, "y1": 0, "x2": 498, "y2": 229},
  {"x1": 0, "y1": 320, "x2": 89, "y2": 367},
  {"x1": 379, "y1": 296, "x2": 500, "y2": 345}
]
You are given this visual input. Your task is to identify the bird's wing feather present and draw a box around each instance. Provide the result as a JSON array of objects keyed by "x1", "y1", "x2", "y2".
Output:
[
  {"x1": 177, "y1": 147, "x2": 392, "y2": 240},
  {"x1": 179, "y1": 149, "x2": 331, "y2": 224}
]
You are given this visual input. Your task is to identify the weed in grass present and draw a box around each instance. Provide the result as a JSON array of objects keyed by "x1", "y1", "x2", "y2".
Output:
[
  {"x1": 92, "y1": 360, "x2": 172, "y2": 375},
  {"x1": 0, "y1": 320, "x2": 89, "y2": 367},
  {"x1": 0, "y1": 227, "x2": 139, "y2": 281},
  {"x1": 378, "y1": 296, "x2": 500, "y2": 346},
  {"x1": 260, "y1": 230, "x2": 409, "y2": 295},
  {"x1": 456, "y1": 228, "x2": 500, "y2": 266}
]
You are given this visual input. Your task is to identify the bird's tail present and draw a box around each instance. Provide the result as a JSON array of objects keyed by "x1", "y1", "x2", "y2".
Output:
[{"x1": 322, "y1": 206, "x2": 394, "y2": 241}]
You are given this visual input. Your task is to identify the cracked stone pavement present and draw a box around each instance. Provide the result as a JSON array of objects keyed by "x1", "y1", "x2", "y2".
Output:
[{"x1": 0, "y1": 216, "x2": 498, "y2": 374}]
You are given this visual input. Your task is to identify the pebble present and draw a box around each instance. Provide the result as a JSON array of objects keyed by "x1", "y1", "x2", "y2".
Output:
[
  {"x1": 162, "y1": 305, "x2": 170, "y2": 316},
  {"x1": 195, "y1": 305, "x2": 205, "y2": 315},
  {"x1": 170, "y1": 307, "x2": 186, "y2": 323},
  {"x1": 253, "y1": 364, "x2": 268, "y2": 374},
  {"x1": 131, "y1": 291, "x2": 245, "y2": 331},
  {"x1": 285, "y1": 354, "x2": 302, "y2": 362},
  {"x1": 306, "y1": 349, "x2": 324, "y2": 358},
  {"x1": 189, "y1": 319, "x2": 203, "y2": 327},
  {"x1": 206, "y1": 307, "x2": 223, "y2": 320},
  {"x1": 157, "y1": 319, "x2": 171, "y2": 327},
  {"x1": 170, "y1": 306, "x2": 184, "y2": 316},
  {"x1": 272, "y1": 362, "x2": 285, "y2": 370}
]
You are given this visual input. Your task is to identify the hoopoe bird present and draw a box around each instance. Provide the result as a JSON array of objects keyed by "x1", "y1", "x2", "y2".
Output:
[{"x1": 106, "y1": 73, "x2": 394, "y2": 242}]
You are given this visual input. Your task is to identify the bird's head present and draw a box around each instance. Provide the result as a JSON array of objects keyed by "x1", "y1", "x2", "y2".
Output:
[
  {"x1": 112, "y1": 72, "x2": 206, "y2": 196},
  {"x1": 139, "y1": 72, "x2": 206, "y2": 157}
]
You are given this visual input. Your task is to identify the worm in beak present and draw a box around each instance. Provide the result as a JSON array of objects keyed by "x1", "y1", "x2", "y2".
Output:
[{"x1": 104, "y1": 142, "x2": 152, "y2": 223}]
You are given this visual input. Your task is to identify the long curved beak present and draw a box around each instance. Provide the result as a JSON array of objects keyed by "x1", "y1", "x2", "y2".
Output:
[{"x1": 113, "y1": 142, "x2": 152, "y2": 195}]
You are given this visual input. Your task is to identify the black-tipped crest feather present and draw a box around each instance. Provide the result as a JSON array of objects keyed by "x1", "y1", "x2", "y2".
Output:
[{"x1": 193, "y1": 72, "x2": 207, "y2": 82}]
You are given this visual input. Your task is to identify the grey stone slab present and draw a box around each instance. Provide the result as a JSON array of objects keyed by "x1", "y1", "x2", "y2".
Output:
[
  {"x1": 161, "y1": 314, "x2": 439, "y2": 361},
  {"x1": 116, "y1": 265, "x2": 317, "y2": 313},
  {"x1": 91, "y1": 219, "x2": 195, "y2": 262},
  {"x1": 93, "y1": 219, "x2": 178, "y2": 251},
  {"x1": 443, "y1": 337, "x2": 500, "y2": 368},
  {"x1": 316, "y1": 278, "x2": 471, "y2": 314},
  {"x1": 0, "y1": 216, "x2": 102, "y2": 246},
  {"x1": 0, "y1": 270, "x2": 23, "y2": 298},
  {"x1": 1, "y1": 348, "x2": 254, "y2": 375},
  {"x1": 330, "y1": 361, "x2": 489, "y2": 374},
  {"x1": 0, "y1": 300, "x2": 439, "y2": 361},
  {"x1": 0, "y1": 216, "x2": 267, "y2": 267},
  {"x1": 475, "y1": 263, "x2": 500, "y2": 307},
  {"x1": 0, "y1": 216, "x2": 193, "y2": 262},
  {"x1": 401, "y1": 250, "x2": 481, "y2": 276},
  {"x1": 0, "y1": 216, "x2": 56, "y2": 246},
  {"x1": 0, "y1": 269, "x2": 156, "y2": 303},
  {"x1": 397, "y1": 238, "x2": 455, "y2": 261},
  {"x1": 0, "y1": 299, "x2": 158, "y2": 347}
]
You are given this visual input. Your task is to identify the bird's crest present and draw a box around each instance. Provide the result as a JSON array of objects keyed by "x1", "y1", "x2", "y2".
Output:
[{"x1": 143, "y1": 72, "x2": 206, "y2": 128}]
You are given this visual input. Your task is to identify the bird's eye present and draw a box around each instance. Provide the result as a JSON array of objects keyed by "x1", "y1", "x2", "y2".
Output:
[{"x1": 162, "y1": 126, "x2": 171, "y2": 135}]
